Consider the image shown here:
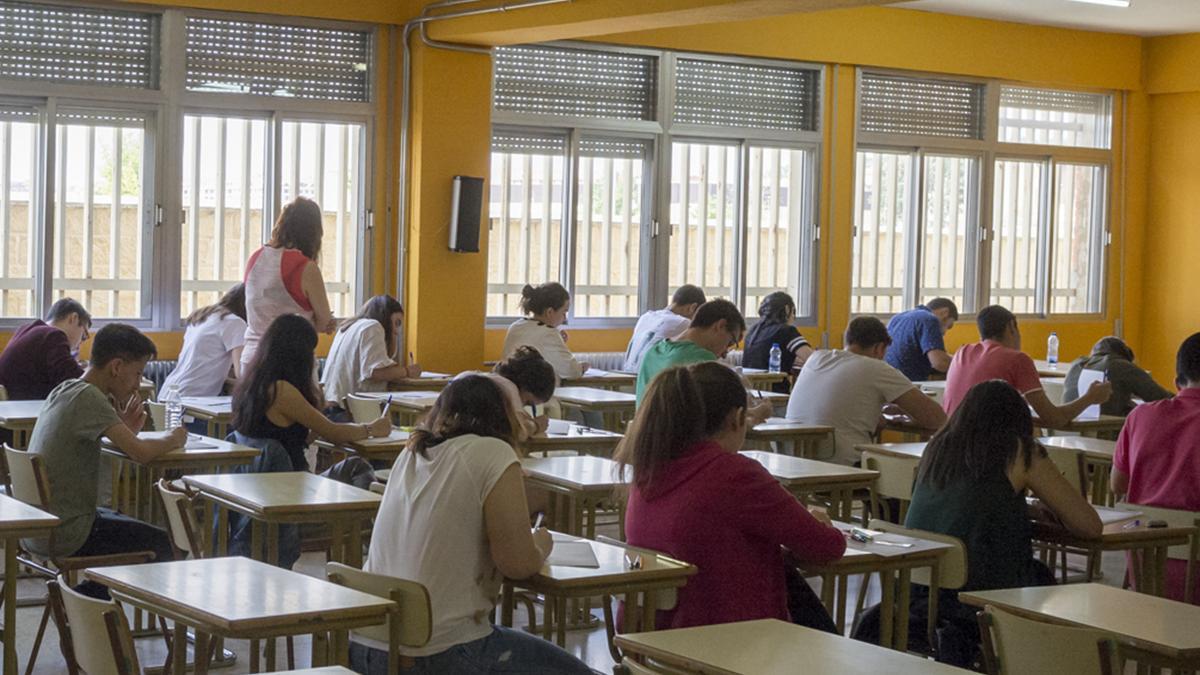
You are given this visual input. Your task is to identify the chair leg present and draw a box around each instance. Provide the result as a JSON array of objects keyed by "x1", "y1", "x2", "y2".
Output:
[
  {"x1": 287, "y1": 636, "x2": 295, "y2": 669},
  {"x1": 158, "y1": 616, "x2": 174, "y2": 675},
  {"x1": 24, "y1": 603, "x2": 52, "y2": 675},
  {"x1": 853, "y1": 572, "x2": 872, "y2": 621}
]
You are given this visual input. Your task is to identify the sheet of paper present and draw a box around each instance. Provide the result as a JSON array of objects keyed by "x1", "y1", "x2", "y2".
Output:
[
  {"x1": 184, "y1": 439, "x2": 218, "y2": 450},
  {"x1": 584, "y1": 368, "x2": 611, "y2": 377},
  {"x1": 420, "y1": 371, "x2": 450, "y2": 379},
  {"x1": 1076, "y1": 369, "x2": 1105, "y2": 420},
  {"x1": 546, "y1": 418, "x2": 573, "y2": 435},
  {"x1": 546, "y1": 541, "x2": 600, "y2": 568},
  {"x1": 357, "y1": 430, "x2": 409, "y2": 446},
  {"x1": 1096, "y1": 506, "x2": 1141, "y2": 525}
]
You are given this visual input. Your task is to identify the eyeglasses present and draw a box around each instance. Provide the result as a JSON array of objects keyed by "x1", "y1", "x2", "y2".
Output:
[{"x1": 726, "y1": 330, "x2": 743, "y2": 349}]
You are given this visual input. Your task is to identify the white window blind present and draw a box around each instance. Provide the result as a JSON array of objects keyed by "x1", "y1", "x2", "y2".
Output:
[
  {"x1": 999, "y1": 86, "x2": 1111, "y2": 149},
  {"x1": 673, "y1": 58, "x2": 819, "y2": 132},
  {"x1": 492, "y1": 45, "x2": 656, "y2": 121},
  {"x1": 491, "y1": 129, "x2": 566, "y2": 156},
  {"x1": 0, "y1": 0, "x2": 158, "y2": 89},
  {"x1": 579, "y1": 137, "x2": 647, "y2": 159},
  {"x1": 859, "y1": 73, "x2": 985, "y2": 139},
  {"x1": 185, "y1": 16, "x2": 370, "y2": 102}
]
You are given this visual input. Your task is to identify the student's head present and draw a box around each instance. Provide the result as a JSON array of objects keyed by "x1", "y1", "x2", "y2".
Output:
[
  {"x1": 232, "y1": 314, "x2": 321, "y2": 432},
  {"x1": 1176, "y1": 332, "x2": 1200, "y2": 389},
  {"x1": 976, "y1": 305, "x2": 1019, "y2": 349},
  {"x1": 268, "y1": 196, "x2": 323, "y2": 260},
  {"x1": 844, "y1": 317, "x2": 891, "y2": 360},
  {"x1": 757, "y1": 292, "x2": 796, "y2": 325},
  {"x1": 1091, "y1": 336, "x2": 1135, "y2": 364},
  {"x1": 925, "y1": 297, "x2": 959, "y2": 335},
  {"x1": 917, "y1": 380, "x2": 1040, "y2": 490},
  {"x1": 408, "y1": 374, "x2": 523, "y2": 458},
  {"x1": 519, "y1": 282, "x2": 570, "y2": 326},
  {"x1": 346, "y1": 295, "x2": 405, "y2": 357},
  {"x1": 669, "y1": 285, "x2": 707, "y2": 319},
  {"x1": 46, "y1": 297, "x2": 92, "y2": 350},
  {"x1": 689, "y1": 361, "x2": 749, "y2": 447},
  {"x1": 616, "y1": 366, "x2": 707, "y2": 494},
  {"x1": 186, "y1": 283, "x2": 247, "y2": 327},
  {"x1": 494, "y1": 346, "x2": 557, "y2": 406},
  {"x1": 89, "y1": 323, "x2": 156, "y2": 400},
  {"x1": 687, "y1": 299, "x2": 746, "y2": 358}
]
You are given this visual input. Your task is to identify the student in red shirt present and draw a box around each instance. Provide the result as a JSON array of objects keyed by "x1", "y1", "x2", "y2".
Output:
[
  {"x1": 943, "y1": 305, "x2": 1111, "y2": 424},
  {"x1": 0, "y1": 298, "x2": 91, "y2": 400},
  {"x1": 1112, "y1": 332, "x2": 1200, "y2": 603},
  {"x1": 619, "y1": 360, "x2": 846, "y2": 631}
]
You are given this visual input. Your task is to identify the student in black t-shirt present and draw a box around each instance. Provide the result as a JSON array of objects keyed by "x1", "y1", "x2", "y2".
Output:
[{"x1": 743, "y1": 292, "x2": 813, "y2": 392}]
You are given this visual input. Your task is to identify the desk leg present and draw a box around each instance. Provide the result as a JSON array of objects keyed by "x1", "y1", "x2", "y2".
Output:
[
  {"x1": 311, "y1": 631, "x2": 329, "y2": 667},
  {"x1": 555, "y1": 596, "x2": 567, "y2": 646},
  {"x1": 879, "y1": 571, "x2": 895, "y2": 649},
  {"x1": 250, "y1": 520, "x2": 263, "y2": 672},
  {"x1": 329, "y1": 520, "x2": 345, "y2": 565},
  {"x1": 501, "y1": 584, "x2": 514, "y2": 627},
  {"x1": 171, "y1": 621, "x2": 188, "y2": 675},
  {"x1": 4, "y1": 539, "x2": 16, "y2": 675},
  {"x1": 347, "y1": 518, "x2": 363, "y2": 567},
  {"x1": 895, "y1": 567, "x2": 912, "y2": 652},
  {"x1": 266, "y1": 522, "x2": 279, "y2": 566},
  {"x1": 193, "y1": 630, "x2": 210, "y2": 675}
]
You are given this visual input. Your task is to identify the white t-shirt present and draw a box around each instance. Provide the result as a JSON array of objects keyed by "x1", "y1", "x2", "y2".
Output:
[
  {"x1": 162, "y1": 312, "x2": 247, "y2": 397},
  {"x1": 502, "y1": 318, "x2": 583, "y2": 379},
  {"x1": 363, "y1": 434, "x2": 519, "y2": 656},
  {"x1": 622, "y1": 308, "x2": 691, "y2": 372},
  {"x1": 322, "y1": 319, "x2": 396, "y2": 406},
  {"x1": 785, "y1": 350, "x2": 915, "y2": 465}
]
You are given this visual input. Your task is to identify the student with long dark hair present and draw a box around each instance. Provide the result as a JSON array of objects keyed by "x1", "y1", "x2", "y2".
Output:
[
  {"x1": 356, "y1": 375, "x2": 592, "y2": 674},
  {"x1": 854, "y1": 379, "x2": 1101, "y2": 665},
  {"x1": 162, "y1": 284, "x2": 248, "y2": 397},
  {"x1": 322, "y1": 295, "x2": 421, "y2": 410},
  {"x1": 502, "y1": 282, "x2": 587, "y2": 379},
  {"x1": 619, "y1": 361, "x2": 845, "y2": 631},
  {"x1": 742, "y1": 291, "x2": 813, "y2": 391}
]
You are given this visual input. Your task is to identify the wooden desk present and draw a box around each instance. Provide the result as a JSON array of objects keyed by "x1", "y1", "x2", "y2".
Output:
[
  {"x1": 1033, "y1": 359, "x2": 1070, "y2": 378},
  {"x1": 525, "y1": 424, "x2": 623, "y2": 458},
  {"x1": 617, "y1": 618, "x2": 969, "y2": 675},
  {"x1": 180, "y1": 396, "x2": 233, "y2": 439},
  {"x1": 273, "y1": 668, "x2": 356, "y2": 675},
  {"x1": 740, "y1": 451, "x2": 877, "y2": 521},
  {"x1": 740, "y1": 368, "x2": 790, "y2": 390},
  {"x1": 1041, "y1": 436, "x2": 1118, "y2": 505},
  {"x1": 350, "y1": 391, "x2": 440, "y2": 426},
  {"x1": 0, "y1": 495, "x2": 58, "y2": 675},
  {"x1": 317, "y1": 429, "x2": 412, "y2": 464},
  {"x1": 855, "y1": 441, "x2": 927, "y2": 460},
  {"x1": 554, "y1": 387, "x2": 637, "y2": 432},
  {"x1": 1035, "y1": 413, "x2": 1126, "y2": 438},
  {"x1": 559, "y1": 370, "x2": 637, "y2": 391},
  {"x1": 959, "y1": 583, "x2": 1200, "y2": 661},
  {"x1": 0, "y1": 400, "x2": 42, "y2": 449},
  {"x1": 85, "y1": 557, "x2": 395, "y2": 674},
  {"x1": 522, "y1": 456, "x2": 628, "y2": 539},
  {"x1": 745, "y1": 419, "x2": 835, "y2": 459},
  {"x1": 183, "y1": 472, "x2": 381, "y2": 567},
  {"x1": 389, "y1": 371, "x2": 453, "y2": 392}
]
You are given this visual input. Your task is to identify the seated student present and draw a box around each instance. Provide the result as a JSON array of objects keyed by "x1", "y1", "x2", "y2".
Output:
[
  {"x1": 942, "y1": 305, "x2": 1112, "y2": 423},
  {"x1": 162, "y1": 284, "x2": 247, "y2": 398},
  {"x1": 620, "y1": 361, "x2": 845, "y2": 631},
  {"x1": 0, "y1": 297, "x2": 91, "y2": 400},
  {"x1": 1065, "y1": 336, "x2": 1171, "y2": 417},
  {"x1": 885, "y1": 298, "x2": 958, "y2": 382},
  {"x1": 502, "y1": 282, "x2": 587, "y2": 380},
  {"x1": 494, "y1": 346, "x2": 557, "y2": 436},
  {"x1": 229, "y1": 313, "x2": 392, "y2": 568},
  {"x1": 622, "y1": 284, "x2": 706, "y2": 373},
  {"x1": 855, "y1": 380, "x2": 1101, "y2": 666},
  {"x1": 22, "y1": 324, "x2": 186, "y2": 595},
  {"x1": 742, "y1": 291, "x2": 814, "y2": 392},
  {"x1": 356, "y1": 375, "x2": 592, "y2": 675},
  {"x1": 786, "y1": 317, "x2": 946, "y2": 466},
  {"x1": 322, "y1": 295, "x2": 421, "y2": 414},
  {"x1": 1111, "y1": 332, "x2": 1200, "y2": 603}
]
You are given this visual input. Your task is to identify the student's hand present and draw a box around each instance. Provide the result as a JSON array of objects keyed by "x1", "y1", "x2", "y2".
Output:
[
  {"x1": 533, "y1": 415, "x2": 550, "y2": 435},
  {"x1": 1085, "y1": 380, "x2": 1114, "y2": 404},
  {"x1": 119, "y1": 394, "x2": 147, "y2": 432},
  {"x1": 405, "y1": 363, "x2": 423, "y2": 378},
  {"x1": 747, "y1": 399, "x2": 772, "y2": 426},
  {"x1": 808, "y1": 506, "x2": 833, "y2": 527},
  {"x1": 367, "y1": 416, "x2": 392, "y2": 438},
  {"x1": 168, "y1": 426, "x2": 188, "y2": 449},
  {"x1": 578, "y1": 361, "x2": 590, "y2": 373},
  {"x1": 560, "y1": 329, "x2": 569, "y2": 344},
  {"x1": 532, "y1": 526, "x2": 553, "y2": 560}
]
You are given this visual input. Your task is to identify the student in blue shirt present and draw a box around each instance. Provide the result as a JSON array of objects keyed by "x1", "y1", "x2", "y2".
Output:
[{"x1": 885, "y1": 298, "x2": 958, "y2": 382}]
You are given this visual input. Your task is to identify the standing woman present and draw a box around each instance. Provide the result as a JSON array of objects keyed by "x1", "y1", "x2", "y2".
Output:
[
  {"x1": 241, "y1": 197, "x2": 336, "y2": 374},
  {"x1": 502, "y1": 282, "x2": 587, "y2": 379},
  {"x1": 742, "y1": 291, "x2": 813, "y2": 392},
  {"x1": 322, "y1": 295, "x2": 421, "y2": 413},
  {"x1": 162, "y1": 284, "x2": 247, "y2": 397}
]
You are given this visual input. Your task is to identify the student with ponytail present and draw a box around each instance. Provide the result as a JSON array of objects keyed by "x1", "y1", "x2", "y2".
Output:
[{"x1": 501, "y1": 282, "x2": 588, "y2": 379}]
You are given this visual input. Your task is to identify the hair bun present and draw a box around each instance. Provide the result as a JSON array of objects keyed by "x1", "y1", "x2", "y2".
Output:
[{"x1": 521, "y1": 284, "x2": 535, "y2": 297}]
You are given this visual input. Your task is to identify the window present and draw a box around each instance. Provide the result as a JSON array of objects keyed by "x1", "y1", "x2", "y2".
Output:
[
  {"x1": 852, "y1": 150, "x2": 913, "y2": 314},
  {"x1": 745, "y1": 146, "x2": 813, "y2": 316},
  {"x1": 574, "y1": 138, "x2": 647, "y2": 317},
  {"x1": 991, "y1": 158, "x2": 1046, "y2": 314},
  {"x1": 668, "y1": 141, "x2": 738, "y2": 301},
  {"x1": 1050, "y1": 163, "x2": 1105, "y2": 314},
  {"x1": 0, "y1": 108, "x2": 38, "y2": 318},
  {"x1": 918, "y1": 154, "x2": 977, "y2": 310},
  {"x1": 999, "y1": 86, "x2": 1110, "y2": 150}
]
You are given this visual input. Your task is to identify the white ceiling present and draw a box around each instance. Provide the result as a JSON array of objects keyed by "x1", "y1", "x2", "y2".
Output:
[{"x1": 897, "y1": 0, "x2": 1200, "y2": 36}]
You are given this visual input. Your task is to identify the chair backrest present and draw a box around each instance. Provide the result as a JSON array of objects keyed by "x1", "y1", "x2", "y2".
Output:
[
  {"x1": 1044, "y1": 445, "x2": 1087, "y2": 497},
  {"x1": 861, "y1": 451, "x2": 919, "y2": 502},
  {"x1": 0, "y1": 384, "x2": 8, "y2": 401},
  {"x1": 867, "y1": 519, "x2": 967, "y2": 589},
  {"x1": 147, "y1": 401, "x2": 166, "y2": 433},
  {"x1": 5, "y1": 444, "x2": 51, "y2": 509},
  {"x1": 326, "y1": 562, "x2": 432, "y2": 649},
  {"x1": 979, "y1": 604, "x2": 1106, "y2": 675},
  {"x1": 49, "y1": 576, "x2": 141, "y2": 675},
  {"x1": 155, "y1": 479, "x2": 205, "y2": 558},
  {"x1": 345, "y1": 394, "x2": 385, "y2": 424}
]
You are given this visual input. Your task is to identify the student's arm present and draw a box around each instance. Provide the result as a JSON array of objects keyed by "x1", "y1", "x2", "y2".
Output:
[
  {"x1": 540, "y1": 331, "x2": 585, "y2": 378},
  {"x1": 1025, "y1": 383, "x2": 1111, "y2": 429},
  {"x1": 271, "y1": 380, "x2": 389, "y2": 444},
  {"x1": 104, "y1": 423, "x2": 187, "y2": 465},
  {"x1": 927, "y1": 349, "x2": 952, "y2": 374},
  {"x1": 1121, "y1": 363, "x2": 1173, "y2": 403},
  {"x1": 892, "y1": 388, "x2": 948, "y2": 430},
  {"x1": 229, "y1": 347, "x2": 243, "y2": 379},
  {"x1": 484, "y1": 463, "x2": 553, "y2": 579},
  {"x1": 732, "y1": 459, "x2": 846, "y2": 563},
  {"x1": 300, "y1": 261, "x2": 336, "y2": 334},
  {"x1": 791, "y1": 344, "x2": 815, "y2": 372},
  {"x1": 1023, "y1": 447, "x2": 1103, "y2": 539},
  {"x1": 1110, "y1": 467, "x2": 1130, "y2": 498},
  {"x1": 1110, "y1": 419, "x2": 1134, "y2": 499}
]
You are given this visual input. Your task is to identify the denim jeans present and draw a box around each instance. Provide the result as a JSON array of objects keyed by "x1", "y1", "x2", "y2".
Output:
[
  {"x1": 74, "y1": 507, "x2": 175, "y2": 599},
  {"x1": 224, "y1": 437, "x2": 301, "y2": 570},
  {"x1": 348, "y1": 626, "x2": 596, "y2": 674}
]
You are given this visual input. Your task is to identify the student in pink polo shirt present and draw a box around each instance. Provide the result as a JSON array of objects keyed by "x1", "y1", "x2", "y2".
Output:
[
  {"x1": 942, "y1": 305, "x2": 1111, "y2": 424},
  {"x1": 1112, "y1": 332, "x2": 1200, "y2": 603}
]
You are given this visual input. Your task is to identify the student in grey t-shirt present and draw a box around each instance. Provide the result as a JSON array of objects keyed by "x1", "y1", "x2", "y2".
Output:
[{"x1": 22, "y1": 324, "x2": 186, "y2": 594}]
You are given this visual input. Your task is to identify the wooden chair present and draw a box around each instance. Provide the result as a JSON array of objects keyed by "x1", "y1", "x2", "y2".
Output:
[
  {"x1": 1115, "y1": 501, "x2": 1200, "y2": 598},
  {"x1": 345, "y1": 394, "x2": 386, "y2": 424},
  {"x1": 1044, "y1": 444, "x2": 1087, "y2": 498},
  {"x1": 147, "y1": 401, "x2": 166, "y2": 434},
  {"x1": 325, "y1": 562, "x2": 432, "y2": 675},
  {"x1": 1098, "y1": 637, "x2": 1200, "y2": 674},
  {"x1": 5, "y1": 444, "x2": 157, "y2": 674},
  {"x1": 47, "y1": 576, "x2": 142, "y2": 675},
  {"x1": 861, "y1": 450, "x2": 919, "y2": 522},
  {"x1": 978, "y1": 604, "x2": 1107, "y2": 675}
]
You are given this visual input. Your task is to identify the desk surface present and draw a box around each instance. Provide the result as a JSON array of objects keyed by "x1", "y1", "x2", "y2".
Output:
[
  {"x1": 959, "y1": 583, "x2": 1200, "y2": 658},
  {"x1": 616, "y1": 618, "x2": 968, "y2": 675},
  {"x1": 855, "y1": 442, "x2": 927, "y2": 460},
  {"x1": 84, "y1": 557, "x2": 393, "y2": 635},
  {"x1": 525, "y1": 425, "x2": 623, "y2": 449},
  {"x1": 1033, "y1": 360, "x2": 1070, "y2": 378},
  {"x1": 0, "y1": 400, "x2": 43, "y2": 425},
  {"x1": 522, "y1": 534, "x2": 694, "y2": 591},
  {"x1": 559, "y1": 370, "x2": 637, "y2": 388},
  {"x1": 554, "y1": 387, "x2": 637, "y2": 406},
  {"x1": 1040, "y1": 435, "x2": 1117, "y2": 460},
  {"x1": 522, "y1": 456, "x2": 628, "y2": 491},
  {"x1": 0, "y1": 493, "x2": 59, "y2": 535},
  {"x1": 1034, "y1": 413, "x2": 1126, "y2": 433},
  {"x1": 180, "y1": 396, "x2": 233, "y2": 416},
  {"x1": 746, "y1": 419, "x2": 834, "y2": 438},
  {"x1": 183, "y1": 472, "x2": 381, "y2": 517},
  {"x1": 740, "y1": 450, "x2": 877, "y2": 487},
  {"x1": 102, "y1": 432, "x2": 259, "y2": 467}
]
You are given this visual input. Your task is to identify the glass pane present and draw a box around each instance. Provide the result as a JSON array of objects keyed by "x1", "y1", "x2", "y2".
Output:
[
  {"x1": 918, "y1": 154, "x2": 975, "y2": 311},
  {"x1": 281, "y1": 121, "x2": 363, "y2": 318},
  {"x1": 487, "y1": 150, "x2": 564, "y2": 317},
  {"x1": 745, "y1": 146, "x2": 811, "y2": 316},
  {"x1": 1051, "y1": 163, "x2": 1105, "y2": 314},
  {"x1": 573, "y1": 144, "x2": 646, "y2": 318},
  {"x1": 999, "y1": 86, "x2": 1111, "y2": 149},
  {"x1": 52, "y1": 113, "x2": 148, "y2": 319},
  {"x1": 0, "y1": 111, "x2": 39, "y2": 318},
  {"x1": 991, "y1": 158, "x2": 1047, "y2": 314},
  {"x1": 668, "y1": 142, "x2": 738, "y2": 301},
  {"x1": 852, "y1": 150, "x2": 913, "y2": 314},
  {"x1": 181, "y1": 115, "x2": 268, "y2": 317}
]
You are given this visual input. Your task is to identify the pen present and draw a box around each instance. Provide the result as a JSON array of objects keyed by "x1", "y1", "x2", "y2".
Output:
[
  {"x1": 533, "y1": 512, "x2": 544, "y2": 530},
  {"x1": 1122, "y1": 519, "x2": 1142, "y2": 530}
]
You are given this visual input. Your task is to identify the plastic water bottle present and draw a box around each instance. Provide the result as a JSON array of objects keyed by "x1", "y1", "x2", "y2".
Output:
[
  {"x1": 163, "y1": 384, "x2": 183, "y2": 430},
  {"x1": 768, "y1": 343, "x2": 783, "y2": 373},
  {"x1": 1047, "y1": 332, "x2": 1060, "y2": 367}
]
